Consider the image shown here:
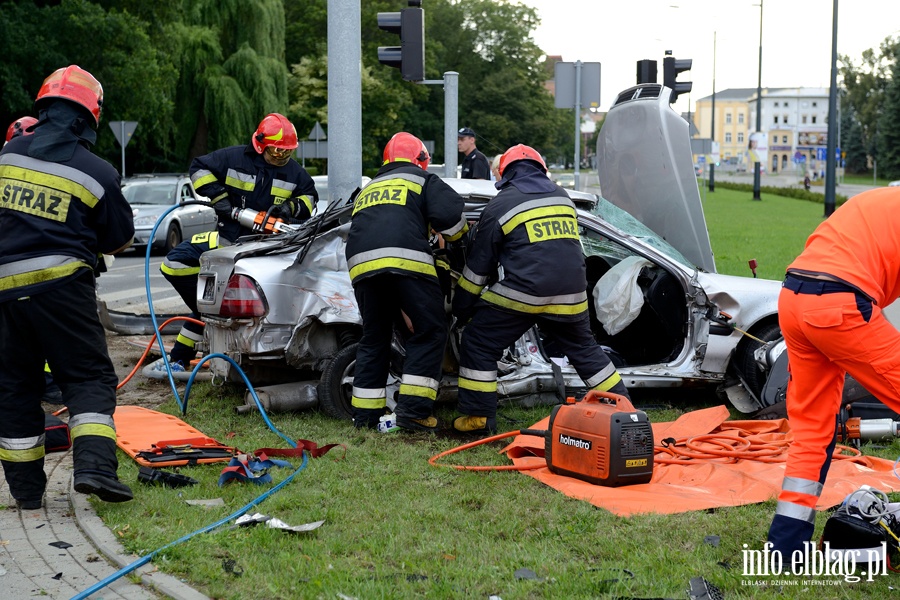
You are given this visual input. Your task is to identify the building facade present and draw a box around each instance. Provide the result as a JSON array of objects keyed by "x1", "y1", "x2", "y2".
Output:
[{"x1": 693, "y1": 87, "x2": 831, "y2": 176}]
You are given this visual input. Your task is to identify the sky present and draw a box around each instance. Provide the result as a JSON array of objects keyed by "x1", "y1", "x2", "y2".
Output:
[{"x1": 518, "y1": 0, "x2": 900, "y2": 114}]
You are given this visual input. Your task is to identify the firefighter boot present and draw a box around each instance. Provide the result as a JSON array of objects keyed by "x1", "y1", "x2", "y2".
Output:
[
  {"x1": 72, "y1": 436, "x2": 133, "y2": 503},
  {"x1": 353, "y1": 408, "x2": 384, "y2": 430},
  {"x1": 395, "y1": 415, "x2": 438, "y2": 432},
  {"x1": 2, "y1": 458, "x2": 47, "y2": 509},
  {"x1": 452, "y1": 415, "x2": 497, "y2": 435}
]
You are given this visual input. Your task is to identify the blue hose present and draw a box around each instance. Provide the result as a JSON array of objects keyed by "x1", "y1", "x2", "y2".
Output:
[{"x1": 71, "y1": 206, "x2": 309, "y2": 599}]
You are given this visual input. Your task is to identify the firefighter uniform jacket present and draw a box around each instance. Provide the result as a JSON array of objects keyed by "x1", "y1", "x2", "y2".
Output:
[
  {"x1": 454, "y1": 183, "x2": 587, "y2": 321},
  {"x1": 0, "y1": 135, "x2": 134, "y2": 303},
  {"x1": 189, "y1": 144, "x2": 317, "y2": 243},
  {"x1": 346, "y1": 161, "x2": 468, "y2": 285}
]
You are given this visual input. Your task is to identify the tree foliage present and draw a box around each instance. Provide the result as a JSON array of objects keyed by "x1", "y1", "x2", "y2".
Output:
[{"x1": 877, "y1": 58, "x2": 900, "y2": 179}]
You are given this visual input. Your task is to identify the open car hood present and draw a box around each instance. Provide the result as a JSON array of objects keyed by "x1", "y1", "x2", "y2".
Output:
[{"x1": 596, "y1": 84, "x2": 716, "y2": 273}]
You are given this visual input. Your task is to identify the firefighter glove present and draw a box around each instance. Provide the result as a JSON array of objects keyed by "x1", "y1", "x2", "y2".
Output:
[
  {"x1": 271, "y1": 199, "x2": 296, "y2": 221},
  {"x1": 212, "y1": 197, "x2": 235, "y2": 220}
]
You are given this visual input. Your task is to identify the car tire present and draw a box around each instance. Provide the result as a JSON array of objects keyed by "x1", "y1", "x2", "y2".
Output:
[
  {"x1": 165, "y1": 223, "x2": 182, "y2": 253},
  {"x1": 734, "y1": 322, "x2": 782, "y2": 399},
  {"x1": 317, "y1": 343, "x2": 357, "y2": 420}
]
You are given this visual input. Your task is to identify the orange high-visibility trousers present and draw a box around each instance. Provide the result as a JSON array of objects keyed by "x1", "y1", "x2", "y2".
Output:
[{"x1": 767, "y1": 279, "x2": 900, "y2": 556}]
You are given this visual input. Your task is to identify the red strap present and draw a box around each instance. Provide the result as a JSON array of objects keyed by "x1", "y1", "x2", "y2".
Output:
[{"x1": 253, "y1": 439, "x2": 346, "y2": 460}]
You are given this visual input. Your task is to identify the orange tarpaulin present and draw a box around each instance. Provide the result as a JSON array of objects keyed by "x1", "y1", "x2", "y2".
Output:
[{"x1": 502, "y1": 405, "x2": 900, "y2": 517}]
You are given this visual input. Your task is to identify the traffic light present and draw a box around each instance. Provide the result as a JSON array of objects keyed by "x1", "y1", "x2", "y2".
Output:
[
  {"x1": 662, "y1": 55, "x2": 692, "y2": 104},
  {"x1": 636, "y1": 59, "x2": 657, "y2": 84},
  {"x1": 377, "y1": 2, "x2": 425, "y2": 82}
]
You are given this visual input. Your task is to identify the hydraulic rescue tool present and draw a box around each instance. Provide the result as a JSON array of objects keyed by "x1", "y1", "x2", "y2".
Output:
[
  {"x1": 522, "y1": 390, "x2": 655, "y2": 486},
  {"x1": 231, "y1": 207, "x2": 300, "y2": 235}
]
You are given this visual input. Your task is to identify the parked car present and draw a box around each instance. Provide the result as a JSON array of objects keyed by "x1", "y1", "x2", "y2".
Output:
[
  {"x1": 888, "y1": 180, "x2": 900, "y2": 187},
  {"x1": 555, "y1": 173, "x2": 576, "y2": 189},
  {"x1": 195, "y1": 177, "x2": 781, "y2": 419},
  {"x1": 311, "y1": 175, "x2": 371, "y2": 214},
  {"x1": 122, "y1": 174, "x2": 217, "y2": 253}
]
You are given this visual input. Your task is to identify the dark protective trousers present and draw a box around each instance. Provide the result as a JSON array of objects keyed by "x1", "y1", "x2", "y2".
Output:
[
  {"x1": 0, "y1": 271, "x2": 120, "y2": 502},
  {"x1": 767, "y1": 275, "x2": 899, "y2": 557},
  {"x1": 161, "y1": 239, "x2": 209, "y2": 365},
  {"x1": 457, "y1": 306, "x2": 630, "y2": 419},
  {"x1": 352, "y1": 274, "x2": 447, "y2": 421}
]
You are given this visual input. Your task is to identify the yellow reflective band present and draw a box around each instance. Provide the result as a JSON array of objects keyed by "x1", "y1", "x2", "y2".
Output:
[
  {"x1": 459, "y1": 377, "x2": 497, "y2": 393},
  {"x1": 297, "y1": 195, "x2": 313, "y2": 215},
  {"x1": 160, "y1": 263, "x2": 200, "y2": 276},
  {"x1": 501, "y1": 205, "x2": 576, "y2": 236},
  {"x1": 0, "y1": 165, "x2": 98, "y2": 208},
  {"x1": 0, "y1": 176, "x2": 72, "y2": 223},
  {"x1": 0, "y1": 446, "x2": 45, "y2": 462},
  {"x1": 271, "y1": 186, "x2": 292, "y2": 199},
  {"x1": 591, "y1": 371, "x2": 623, "y2": 392},
  {"x1": 457, "y1": 276, "x2": 484, "y2": 295},
  {"x1": 481, "y1": 290, "x2": 587, "y2": 316},
  {"x1": 190, "y1": 231, "x2": 219, "y2": 246},
  {"x1": 225, "y1": 175, "x2": 255, "y2": 192},
  {"x1": 351, "y1": 395, "x2": 386, "y2": 409},
  {"x1": 70, "y1": 423, "x2": 117, "y2": 441},
  {"x1": 526, "y1": 216, "x2": 579, "y2": 243},
  {"x1": 176, "y1": 333, "x2": 197, "y2": 349},
  {"x1": 349, "y1": 257, "x2": 437, "y2": 281},
  {"x1": 443, "y1": 222, "x2": 469, "y2": 242},
  {"x1": 399, "y1": 384, "x2": 437, "y2": 401},
  {"x1": 44, "y1": 361, "x2": 52, "y2": 374},
  {"x1": 194, "y1": 173, "x2": 219, "y2": 189},
  {"x1": 0, "y1": 261, "x2": 89, "y2": 292},
  {"x1": 352, "y1": 179, "x2": 422, "y2": 215}
]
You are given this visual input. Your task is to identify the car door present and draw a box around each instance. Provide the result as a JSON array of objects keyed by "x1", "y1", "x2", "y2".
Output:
[{"x1": 176, "y1": 181, "x2": 217, "y2": 239}]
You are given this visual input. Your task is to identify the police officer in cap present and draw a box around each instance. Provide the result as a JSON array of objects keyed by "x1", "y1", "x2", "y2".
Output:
[
  {"x1": 0, "y1": 65, "x2": 136, "y2": 507},
  {"x1": 457, "y1": 127, "x2": 491, "y2": 180},
  {"x1": 452, "y1": 144, "x2": 630, "y2": 434}
]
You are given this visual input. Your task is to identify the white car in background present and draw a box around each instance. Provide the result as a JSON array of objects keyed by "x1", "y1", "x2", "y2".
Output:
[{"x1": 123, "y1": 174, "x2": 216, "y2": 253}]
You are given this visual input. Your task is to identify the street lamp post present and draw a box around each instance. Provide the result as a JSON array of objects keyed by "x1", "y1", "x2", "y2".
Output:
[
  {"x1": 710, "y1": 31, "x2": 716, "y2": 192},
  {"x1": 753, "y1": 0, "x2": 763, "y2": 200},
  {"x1": 824, "y1": 0, "x2": 839, "y2": 216}
]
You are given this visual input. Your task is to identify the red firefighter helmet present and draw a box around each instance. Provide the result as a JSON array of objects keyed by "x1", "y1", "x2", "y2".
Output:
[
  {"x1": 35, "y1": 65, "x2": 103, "y2": 125},
  {"x1": 382, "y1": 132, "x2": 430, "y2": 170},
  {"x1": 498, "y1": 144, "x2": 547, "y2": 177},
  {"x1": 252, "y1": 113, "x2": 299, "y2": 154},
  {"x1": 5, "y1": 117, "x2": 39, "y2": 143}
]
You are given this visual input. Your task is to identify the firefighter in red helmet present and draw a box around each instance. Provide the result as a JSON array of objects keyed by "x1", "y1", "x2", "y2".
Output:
[
  {"x1": 0, "y1": 65, "x2": 136, "y2": 507},
  {"x1": 452, "y1": 144, "x2": 630, "y2": 434},
  {"x1": 345, "y1": 132, "x2": 468, "y2": 431},
  {"x1": 148, "y1": 113, "x2": 319, "y2": 377},
  {"x1": 5, "y1": 116, "x2": 38, "y2": 144}
]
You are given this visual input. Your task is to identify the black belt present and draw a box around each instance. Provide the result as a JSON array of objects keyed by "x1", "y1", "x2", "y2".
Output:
[{"x1": 783, "y1": 274, "x2": 859, "y2": 296}]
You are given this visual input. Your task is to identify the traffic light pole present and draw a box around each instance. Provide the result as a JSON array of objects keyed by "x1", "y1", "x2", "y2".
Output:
[
  {"x1": 419, "y1": 72, "x2": 458, "y2": 177},
  {"x1": 574, "y1": 60, "x2": 582, "y2": 189}
]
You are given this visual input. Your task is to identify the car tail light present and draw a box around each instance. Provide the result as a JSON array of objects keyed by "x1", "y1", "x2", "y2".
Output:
[{"x1": 220, "y1": 274, "x2": 267, "y2": 318}]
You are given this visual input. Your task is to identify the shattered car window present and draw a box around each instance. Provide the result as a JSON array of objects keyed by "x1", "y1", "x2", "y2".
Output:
[{"x1": 590, "y1": 197, "x2": 693, "y2": 268}]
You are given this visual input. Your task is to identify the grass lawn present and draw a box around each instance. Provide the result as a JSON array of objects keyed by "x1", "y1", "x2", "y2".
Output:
[{"x1": 95, "y1": 188, "x2": 900, "y2": 600}]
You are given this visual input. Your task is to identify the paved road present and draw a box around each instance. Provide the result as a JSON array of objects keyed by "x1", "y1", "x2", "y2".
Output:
[
  {"x1": 707, "y1": 170, "x2": 880, "y2": 200},
  {"x1": 96, "y1": 252, "x2": 187, "y2": 315}
]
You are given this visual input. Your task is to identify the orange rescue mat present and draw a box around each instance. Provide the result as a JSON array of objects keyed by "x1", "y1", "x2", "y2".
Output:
[
  {"x1": 494, "y1": 405, "x2": 900, "y2": 516},
  {"x1": 114, "y1": 406, "x2": 238, "y2": 468}
]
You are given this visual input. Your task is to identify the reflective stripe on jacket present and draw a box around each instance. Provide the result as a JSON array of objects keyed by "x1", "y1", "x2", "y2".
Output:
[{"x1": 345, "y1": 162, "x2": 466, "y2": 284}]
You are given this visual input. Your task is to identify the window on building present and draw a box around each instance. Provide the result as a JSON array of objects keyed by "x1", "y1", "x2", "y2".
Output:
[
  {"x1": 738, "y1": 113, "x2": 745, "y2": 125},
  {"x1": 782, "y1": 155, "x2": 787, "y2": 170},
  {"x1": 782, "y1": 135, "x2": 788, "y2": 143},
  {"x1": 774, "y1": 102, "x2": 780, "y2": 107},
  {"x1": 802, "y1": 115, "x2": 808, "y2": 124},
  {"x1": 802, "y1": 101, "x2": 809, "y2": 108},
  {"x1": 783, "y1": 115, "x2": 789, "y2": 124},
  {"x1": 725, "y1": 132, "x2": 732, "y2": 143},
  {"x1": 772, "y1": 155, "x2": 778, "y2": 173},
  {"x1": 725, "y1": 113, "x2": 732, "y2": 124},
  {"x1": 812, "y1": 116, "x2": 817, "y2": 124},
  {"x1": 774, "y1": 115, "x2": 779, "y2": 124},
  {"x1": 812, "y1": 102, "x2": 818, "y2": 107},
  {"x1": 737, "y1": 132, "x2": 744, "y2": 143}
]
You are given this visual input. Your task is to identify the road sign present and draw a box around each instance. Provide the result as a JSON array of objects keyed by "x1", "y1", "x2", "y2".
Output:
[
  {"x1": 300, "y1": 140, "x2": 328, "y2": 159},
  {"x1": 109, "y1": 121, "x2": 138, "y2": 148},
  {"x1": 816, "y1": 147, "x2": 826, "y2": 161},
  {"x1": 108, "y1": 121, "x2": 138, "y2": 178},
  {"x1": 554, "y1": 62, "x2": 601, "y2": 109},
  {"x1": 697, "y1": 155, "x2": 706, "y2": 164},
  {"x1": 308, "y1": 122, "x2": 326, "y2": 141}
]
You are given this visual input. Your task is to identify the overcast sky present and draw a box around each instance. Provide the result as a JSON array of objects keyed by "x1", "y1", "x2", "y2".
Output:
[{"x1": 519, "y1": 0, "x2": 900, "y2": 113}]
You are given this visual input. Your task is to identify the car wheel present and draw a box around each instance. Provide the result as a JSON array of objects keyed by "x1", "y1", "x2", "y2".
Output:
[
  {"x1": 317, "y1": 343, "x2": 357, "y2": 420},
  {"x1": 165, "y1": 223, "x2": 182, "y2": 253},
  {"x1": 734, "y1": 322, "x2": 782, "y2": 399}
]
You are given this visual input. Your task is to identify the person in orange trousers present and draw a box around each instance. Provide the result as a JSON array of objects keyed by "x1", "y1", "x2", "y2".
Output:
[{"x1": 768, "y1": 186, "x2": 900, "y2": 558}]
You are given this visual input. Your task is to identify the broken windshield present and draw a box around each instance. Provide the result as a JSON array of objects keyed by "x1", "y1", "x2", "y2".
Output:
[{"x1": 589, "y1": 197, "x2": 693, "y2": 268}]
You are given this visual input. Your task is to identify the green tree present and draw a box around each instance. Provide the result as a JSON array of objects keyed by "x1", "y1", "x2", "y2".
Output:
[
  {"x1": 840, "y1": 102, "x2": 867, "y2": 174},
  {"x1": 876, "y1": 58, "x2": 900, "y2": 179}
]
